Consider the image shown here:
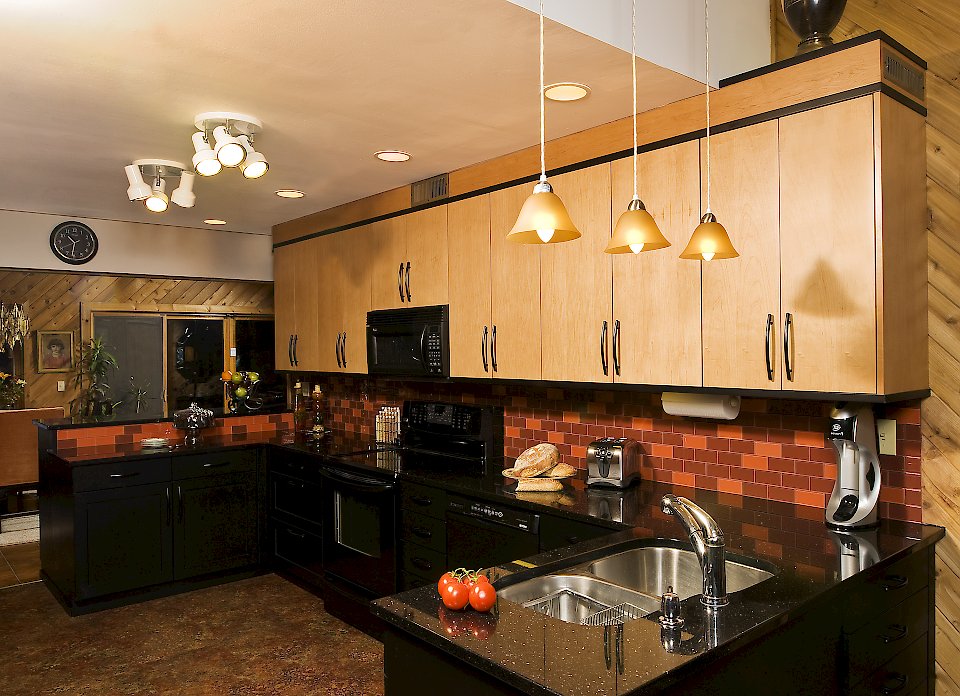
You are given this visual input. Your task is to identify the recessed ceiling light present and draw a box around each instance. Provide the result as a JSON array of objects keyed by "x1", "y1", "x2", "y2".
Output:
[
  {"x1": 204, "y1": 219, "x2": 227, "y2": 225},
  {"x1": 374, "y1": 150, "x2": 411, "y2": 162},
  {"x1": 544, "y1": 82, "x2": 591, "y2": 102},
  {"x1": 275, "y1": 189, "x2": 305, "y2": 199}
]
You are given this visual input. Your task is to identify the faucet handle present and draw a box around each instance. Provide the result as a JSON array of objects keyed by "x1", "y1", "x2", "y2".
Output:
[{"x1": 659, "y1": 585, "x2": 684, "y2": 628}]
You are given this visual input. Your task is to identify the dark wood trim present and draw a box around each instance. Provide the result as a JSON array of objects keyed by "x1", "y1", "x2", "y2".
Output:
[
  {"x1": 0, "y1": 265, "x2": 272, "y2": 284},
  {"x1": 720, "y1": 30, "x2": 926, "y2": 88}
]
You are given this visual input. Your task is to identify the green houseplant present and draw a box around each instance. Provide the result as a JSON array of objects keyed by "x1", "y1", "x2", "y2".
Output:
[{"x1": 70, "y1": 337, "x2": 119, "y2": 418}]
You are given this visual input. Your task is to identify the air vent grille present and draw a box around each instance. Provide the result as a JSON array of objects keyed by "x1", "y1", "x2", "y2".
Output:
[
  {"x1": 411, "y1": 174, "x2": 449, "y2": 207},
  {"x1": 882, "y1": 47, "x2": 925, "y2": 101}
]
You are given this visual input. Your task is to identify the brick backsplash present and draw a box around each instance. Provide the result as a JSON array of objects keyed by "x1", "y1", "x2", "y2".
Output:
[
  {"x1": 55, "y1": 412, "x2": 294, "y2": 449},
  {"x1": 314, "y1": 375, "x2": 922, "y2": 523}
]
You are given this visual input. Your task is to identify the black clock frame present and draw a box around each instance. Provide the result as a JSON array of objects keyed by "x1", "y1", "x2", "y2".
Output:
[{"x1": 50, "y1": 221, "x2": 99, "y2": 265}]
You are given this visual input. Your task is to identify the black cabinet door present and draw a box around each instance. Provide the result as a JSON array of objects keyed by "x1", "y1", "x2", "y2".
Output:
[
  {"x1": 174, "y1": 470, "x2": 259, "y2": 579},
  {"x1": 75, "y1": 482, "x2": 173, "y2": 599}
]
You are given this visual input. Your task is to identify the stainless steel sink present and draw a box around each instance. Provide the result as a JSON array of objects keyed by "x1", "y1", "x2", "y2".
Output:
[
  {"x1": 497, "y1": 574, "x2": 662, "y2": 626},
  {"x1": 586, "y1": 546, "x2": 776, "y2": 600}
]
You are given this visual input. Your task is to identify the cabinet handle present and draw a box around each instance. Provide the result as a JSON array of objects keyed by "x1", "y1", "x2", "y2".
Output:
[
  {"x1": 481, "y1": 326, "x2": 489, "y2": 373},
  {"x1": 783, "y1": 313, "x2": 794, "y2": 381},
  {"x1": 398, "y1": 263, "x2": 405, "y2": 302},
  {"x1": 341, "y1": 332, "x2": 347, "y2": 369},
  {"x1": 882, "y1": 574, "x2": 908, "y2": 591},
  {"x1": 567, "y1": 536, "x2": 580, "y2": 545},
  {"x1": 412, "y1": 557, "x2": 433, "y2": 571},
  {"x1": 491, "y1": 325, "x2": 498, "y2": 372},
  {"x1": 765, "y1": 313, "x2": 775, "y2": 381},
  {"x1": 612, "y1": 320, "x2": 621, "y2": 377},
  {"x1": 878, "y1": 623, "x2": 908, "y2": 644},
  {"x1": 108, "y1": 472, "x2": 139, "y2": 479},
  {"x1": 202, "y1": 462, "x2": 228, "y2": 468},
  {"x1": 410, "y1": 495, "x2": 433, "y2": 506},
  {"x1": 284, "y1": 528, "x2": 306, "y2": 539},
  {"x1": 600, "y1": 320, "x2": 609, "y2": 376},
  {"x1": 166, "y1": 486, "x2": 172, "y2": 526},
  {"x1": 405, "y1": 261, "x2": 412, "y2": 302},
  {"x1": 336, "y1": 332, "x2": 343, "y2": 368},
  {"x1": 880, "y1": 674, "x2": 908, "y2": 695},
  {"x1": 293, "y1": 334, "x2": 299, "y2": 366},
  {"x1": 412, "y1": 526, "x2": 433, "y2": 540},
  {"x1": 288, "y1": 335, "x2": 294, "y2": 367},
  {"x1": 177, "y1": 485, "x2": 184, "y2": 524}
]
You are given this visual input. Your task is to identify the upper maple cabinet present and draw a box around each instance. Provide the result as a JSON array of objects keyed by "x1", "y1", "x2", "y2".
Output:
[{"x1": 370, "y1": 206, "x2": 448, "y2": 310}]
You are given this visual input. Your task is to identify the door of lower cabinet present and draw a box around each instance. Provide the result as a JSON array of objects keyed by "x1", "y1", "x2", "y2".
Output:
[
  {"x1": 273, "y1": 244, "x2": 298, "y2": 369},
  {"x1": 75, "y1": 482, "x2": 173, "y2": 599},
  {"x1": 447, "y1": 194, "x2": 493, "y2": 378},
  {"x1": 173, "y1": 471, "x2": 259, "y2": 579}
]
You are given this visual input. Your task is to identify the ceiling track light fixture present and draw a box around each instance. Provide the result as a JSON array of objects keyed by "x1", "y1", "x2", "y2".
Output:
[
  {"x1": 507, "y1": 0, "x2": 580, "y2": 245},
  {"x1": 679, "y1": 0, "x2": 738, "y2": 262},
  {"x1": 124, "y1": 159, "x2": 195, "y2": 213},
  {"x1": 605, "y1": 0, "x2": 669, "y2": 256},
  {"x1": 193, "y1": 112, "x2": 267, "y2": 176}
]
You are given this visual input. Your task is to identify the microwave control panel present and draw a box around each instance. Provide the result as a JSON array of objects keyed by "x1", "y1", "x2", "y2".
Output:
[{"x1": 425, "y1": 326, "x2": 443, "y2": 374}]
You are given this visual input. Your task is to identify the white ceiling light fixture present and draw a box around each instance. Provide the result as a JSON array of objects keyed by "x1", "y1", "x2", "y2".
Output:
[
  {"x1": 275, "y1": 189, "x2": 305, "y2": 198},
  {"x1": 193, "y1": 112, "x2": 264, "y2": 172},
  {"x1": 124, "y1": 159, "x2": 196, "y2": 213},
  {"x1": 191, "y1": 132, "x2": 222, "y2": 177},
  {"x1": 543, "y1": 82, "x2": 591, "y2": 102},
  {"x1": 238, "y1": 135, "x2": 269, "y2": 179},
  {"x1": 374, "y1": 150, "x2": 411, "y2": 162}
]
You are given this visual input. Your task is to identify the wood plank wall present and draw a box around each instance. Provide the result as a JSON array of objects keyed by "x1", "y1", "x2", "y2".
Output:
[
  {"x1": 0, "y1": 271, "x2": 273, "y2": 413},
  {"x1": 773, "y1": 2, "x2": 960, "y2": 692}
]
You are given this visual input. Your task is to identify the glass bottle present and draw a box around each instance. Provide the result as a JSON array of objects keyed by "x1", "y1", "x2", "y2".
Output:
[
  {"x1": 312, "y1": 387, "x2": 325, "y2": 435},
  {"x1": 292, "y1": 381, "x2": 307, "y2": 432}
]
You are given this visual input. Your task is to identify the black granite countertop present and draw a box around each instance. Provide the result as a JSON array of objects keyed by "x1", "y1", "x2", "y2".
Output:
[{"x1": 35, "y1": 409, "x2": 289, "y2": 431}]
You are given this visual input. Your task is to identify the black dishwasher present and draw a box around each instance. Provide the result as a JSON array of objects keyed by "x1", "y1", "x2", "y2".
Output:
[{"x1": 445, "y1": 495, "x2": 540, "y2": 569}]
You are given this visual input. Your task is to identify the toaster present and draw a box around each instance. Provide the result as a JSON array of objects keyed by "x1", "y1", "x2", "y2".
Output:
[{"x1": 586, "y1": 437, "x2": 642, "y2": 488}]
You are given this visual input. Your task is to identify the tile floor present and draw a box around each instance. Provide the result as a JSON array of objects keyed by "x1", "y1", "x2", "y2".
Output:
[{"x1": 0, "y1": 540, "x2": 39, "y2": 588}]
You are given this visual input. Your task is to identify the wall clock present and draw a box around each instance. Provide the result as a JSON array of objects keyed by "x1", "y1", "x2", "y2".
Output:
[{"x1": 50, "y1": 221, "x2": 98, "y2": 265}]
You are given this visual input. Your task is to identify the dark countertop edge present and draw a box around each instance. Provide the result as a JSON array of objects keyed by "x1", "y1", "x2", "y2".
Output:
[
  {"x1": 34, "y1": 409, "x2": 291, "y2": 431},
  {"x1": 49, "y1": 439, "x2": 275, "y2": 465}
]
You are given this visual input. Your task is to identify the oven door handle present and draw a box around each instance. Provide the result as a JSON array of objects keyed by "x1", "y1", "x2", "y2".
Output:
[{"x1": 321, "y1": 467, "x2": 395, "y2": 493}]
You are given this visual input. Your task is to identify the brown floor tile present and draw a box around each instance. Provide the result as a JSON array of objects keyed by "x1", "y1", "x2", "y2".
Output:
[
  {"x1": 0, "y1": 559, "x2": 19, "y2": 588},
  {"x1": 1, "y1": 541, "x2": 40, "y2": 583}
]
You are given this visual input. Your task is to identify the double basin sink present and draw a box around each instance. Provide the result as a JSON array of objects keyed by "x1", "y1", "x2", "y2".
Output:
[{"x1": 497, "y1": 542, "x2": 776, "y2": 626}]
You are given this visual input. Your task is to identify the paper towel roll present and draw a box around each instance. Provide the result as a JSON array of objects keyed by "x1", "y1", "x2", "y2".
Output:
[{"x1": 661, "y1": 392, "x2": 741, "y2": 420}]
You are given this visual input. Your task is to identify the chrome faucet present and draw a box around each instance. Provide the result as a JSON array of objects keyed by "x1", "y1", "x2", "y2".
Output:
[{"x1": 661, "y1": 495, "x2": 728, "y2": 607}]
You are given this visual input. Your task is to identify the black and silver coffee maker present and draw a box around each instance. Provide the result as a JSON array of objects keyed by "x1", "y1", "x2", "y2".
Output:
[{"x1": 825, "y1": 403, "x2": 881, "y2": 529}]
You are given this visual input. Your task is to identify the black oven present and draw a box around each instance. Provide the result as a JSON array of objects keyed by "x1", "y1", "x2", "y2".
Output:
[{"x1": 366, "y1": 305, "x2": 449, "y2": 377}]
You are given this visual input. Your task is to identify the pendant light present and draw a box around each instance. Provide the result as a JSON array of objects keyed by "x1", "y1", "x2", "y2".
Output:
[
  {"x1": 507, "y1": 0, "x2": 580, "y2": 245},
  {"x1": 680, "y1": 0, "x2": 738, "y2": 261},
  {"x1": 605, "y1": 0, "x2": 669, "y2": 255}
]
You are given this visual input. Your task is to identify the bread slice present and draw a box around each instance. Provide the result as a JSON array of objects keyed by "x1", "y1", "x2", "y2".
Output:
[
  {"x1": 547, "y1": 463, "x2": 576, "y2": 478},
  {"x1": 515, "y1": 477, "x2": 563, "y2": 492},
  {"x1": 515, "y1": 443, "x2": 560, "y2": 477}
]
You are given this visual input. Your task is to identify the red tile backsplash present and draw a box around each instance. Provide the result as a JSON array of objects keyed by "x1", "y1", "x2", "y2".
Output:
[{"x1": 313, "y1": 375, "x2": 923, "y2": 523}]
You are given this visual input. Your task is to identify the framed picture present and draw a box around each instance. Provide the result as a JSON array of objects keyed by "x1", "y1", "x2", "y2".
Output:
[{"x1": 37, "y1": 330, "x2": 74, "y2": 373}]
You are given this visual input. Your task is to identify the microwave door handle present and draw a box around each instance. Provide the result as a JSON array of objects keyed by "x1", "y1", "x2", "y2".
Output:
[{"x1": 419, "y1": 325, "x2": 428, "y2": 365}]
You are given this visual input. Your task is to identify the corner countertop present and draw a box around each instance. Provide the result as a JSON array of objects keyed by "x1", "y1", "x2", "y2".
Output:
[
  {"x1": 49, "y1": 431, "x2": 297, "y2": 464},
  {"x1": 34, "y1": 409, "x2": 289, "y2": 431}
]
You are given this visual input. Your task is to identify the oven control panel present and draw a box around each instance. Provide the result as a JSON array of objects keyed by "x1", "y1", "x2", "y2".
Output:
[
  {"x1": 407, "y1": 402, "x2": 476, "y2": 434},
  {"x1": 449, "y1": 496, "x2": 540, "y2": 533}
]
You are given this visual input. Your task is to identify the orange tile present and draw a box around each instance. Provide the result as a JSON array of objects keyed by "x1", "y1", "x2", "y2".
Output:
[
  {"x1": 754, "y1": 441, "x2": 782, "y2": 457},
  {"x1": 795, "y1": 431, "x2": 825, "y2": 448},
  {"x1": 632, "y1": 417, "x2": 653, "y2": 431},
  {"x1": 563, "y1": 412, "x2": 580, "y2": 423},
  {"x1": 683, "y1": 434, "x2": 707, "y2": 449},
  {"x1": 527, "y1": 419, "x2": 542, "y2": 430},
  {"x1": 742, "y1": 455, "x2": 768, "y2": 470},
  {"x1": 673, "y1": 472, "x2": 696, "y2": 487},
  {"x1": 741, "y1": 523, "x2": 769, "y2": 541},
  {"x1": 716, "y1": 424, "x2": 743, "y2": 440},
  {"x1": 717, "y1": 479, "x2": 743, "y2": 495},
  {"x1": 652, "y1": 444, "x2": 673, "y2": 458},
  {"x1": 571, "y1": 445, "x2": 586, "y2": 459},
  {"x1": 505, "y1": 426, "x2": 520, "y2": 438},
  {"x1": 547, "y1": 430, "x2": 564, "y2": 444},
  {"x1": 795, "y1": 490, "x2": 826, "y2": 508}
]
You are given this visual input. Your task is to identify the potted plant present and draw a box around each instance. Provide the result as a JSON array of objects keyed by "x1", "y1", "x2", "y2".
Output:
[
  {"x1": 70, "y1": 337, "x2": 119, "y2": 418},
  {"x1": 0, "y1": 372, "x2": 26, "y2": 409}
]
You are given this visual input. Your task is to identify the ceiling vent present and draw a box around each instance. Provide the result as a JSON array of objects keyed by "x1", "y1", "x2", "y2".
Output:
[
  {"x1": 882, "y1": 47, "x2": 925, "y2": 101},
  {"x1": 411, "y1": 173, "x2": 449, "y2": 207}
]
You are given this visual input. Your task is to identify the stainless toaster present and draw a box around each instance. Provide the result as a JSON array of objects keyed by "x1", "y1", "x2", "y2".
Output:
[{"x1": 586, "y1": 437, "x2": 642, "y2": 488}]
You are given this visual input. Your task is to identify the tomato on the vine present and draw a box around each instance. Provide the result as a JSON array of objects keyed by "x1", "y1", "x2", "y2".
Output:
[
  {"x1": 469, "y1": 582, "x2": 496, "y2": 612},
  {"x1": 438, "y1": 572, "x2": 458, "y2": 596},
  {"x1": 442, "y1": 580, "x2": 470, "y2": 610}
]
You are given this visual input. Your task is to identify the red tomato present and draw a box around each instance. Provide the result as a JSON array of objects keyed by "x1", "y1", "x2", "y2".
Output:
[
  {"x1": 475, "y1": 573, "x2": 491, "y2": 585},
  {"x1": 469, "y1": 583, "x2": 496, "y2": 612},
  {"x1": 442, "y1": 580, "x2": 470, "y2": 610},
  {"x1": 438, "y1": 572, "x2": 457, "y2": 597}
]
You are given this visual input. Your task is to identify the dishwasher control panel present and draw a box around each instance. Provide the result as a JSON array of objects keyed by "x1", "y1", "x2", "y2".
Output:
[{"x1": 449, "y1": 496, "x2": 540, "y2": 533}]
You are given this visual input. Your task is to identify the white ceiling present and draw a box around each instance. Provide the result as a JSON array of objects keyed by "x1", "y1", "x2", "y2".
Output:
[{"x1": 0, "y1": 0, "x2": 744, "y2": 237}]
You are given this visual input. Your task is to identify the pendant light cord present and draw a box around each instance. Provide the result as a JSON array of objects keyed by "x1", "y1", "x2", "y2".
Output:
[
  {"x1": 632, "y1": 0, "x2": 638, "y2": 199},
  {"x1": 704, "y1": 0, "x2": 711, "y2": 213},
  {"x1": 539, "y1": 0, "x2": 546, "y2": 181}
]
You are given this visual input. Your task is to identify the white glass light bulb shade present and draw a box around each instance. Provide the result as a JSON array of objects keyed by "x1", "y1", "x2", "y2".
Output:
[
  {"x1": 213, "y1": 126, "x2": 245, "y2": 167},
  {"x1": 629, "y1": 243, "x2": 645, "y2": 254},
  {"x1": 238, "y1": 136, "x2": 269, "y2": 179},
  {"x1": 192, "y1": 132, "x2": 222, "y2": 176},
  {"x1": 144, "y1": 179, "x2": 169, "y2": 213},
  {"x1": 536, "y1": 228, "x2": 555, "y2": 243},
  {"x1": 170, "y1": 172, "x2": 196, "y2": 208},
  {"x1": 124, "y1": 164, "x2": 151, "y2": 201}
]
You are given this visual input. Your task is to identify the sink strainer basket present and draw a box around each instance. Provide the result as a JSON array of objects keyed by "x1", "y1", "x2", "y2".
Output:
[{"x1": 523, "y1": 589, "x2": 647, "y2": 626}]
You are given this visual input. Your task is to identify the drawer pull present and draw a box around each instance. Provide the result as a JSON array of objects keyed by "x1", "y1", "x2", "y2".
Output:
[
  {"x1": 410, "y1": 496, "x2": 433, "y2": 506},
  {"x1": 202, "y1": 462, "x2": 228, "y2": 468},
  {"x1": 412, "y1": 557, "x2": 433, "y2": 571},
  {"x1": 284, "y1": 528, "x2": 306, "y2": 539},
  {"x1": 108, "y1": 472, "x2": 139, "y2": 478},
  {"x1": 881, "y1": 575, "x2": 908, "y2": 591},
  {"x1": 412, "y1": 526, "x2": 433, "y2": 540},
  {"x1": 880, "y1": 673, "x2": 907, "y2": 695},
  {"x1": 878, "y1": 623, "x2": 908, "y2": 644},
  {"x1": 567, "y1": 536, "x2": 580, "y2": 544}
]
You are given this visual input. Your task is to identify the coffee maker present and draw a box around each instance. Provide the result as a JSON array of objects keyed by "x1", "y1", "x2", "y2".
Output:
[{"x1": 825, "y1": 403, "x2": 881, "y2": 529}]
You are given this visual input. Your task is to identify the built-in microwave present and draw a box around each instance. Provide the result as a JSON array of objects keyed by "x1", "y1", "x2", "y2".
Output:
[{"x1": 366, "y1": 304, "x2": 449, "y2": 378}]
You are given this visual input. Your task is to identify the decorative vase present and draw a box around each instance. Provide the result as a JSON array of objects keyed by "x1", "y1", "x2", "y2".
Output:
[{"x1": 781, "y1": 0, "x2": 848, "y2": 55}]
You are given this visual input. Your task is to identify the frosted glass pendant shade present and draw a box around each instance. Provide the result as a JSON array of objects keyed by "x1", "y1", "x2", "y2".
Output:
[
  {"x1": 507, "y1": 178, "x2": 580, "y2": 244},
  {"x1": 679, "y1": 213, "x2": 739, "y2": 261},
  {"x1": 605, "y1": 198, "x2": 670, "y2": 254}
]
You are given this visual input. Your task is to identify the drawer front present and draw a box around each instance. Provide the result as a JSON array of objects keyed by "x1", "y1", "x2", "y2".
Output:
[
  {"x1": 172, "y1": 450, "x2": 257, "y2": 480},
  {"x1": 400, "y1": 541, "x2": 446, "y2": 582},
  {"x1": 270, "y1": 472, "x2": 323, "y2": 530},
  {"x1": 844, "y1": 552, "x2": 929, "y2": 633},
  {"x1": 401, "y1": 511, "x2": 447, "y2": 551},
  {"x1": 273, "y1": 521, "x2": 324, "y2": 583},
  {"x1": 399, "y1": 570, "x2": 436, "y2": 592},
  {"x1": 401, "y1": 482, "x2": 447, "y2": 519},
  {"x1": 539, "y1": 513, "x2": 613, "y2": 553},
  {"x1": 850, "y1": 635, "x2": 927, "y2": 696},
  {"x1": 73, "y1": 458, "x2": 172, "y2": 493},
  {"x1": 848, "y1": 587, "x2": 929, "y2": 687}
]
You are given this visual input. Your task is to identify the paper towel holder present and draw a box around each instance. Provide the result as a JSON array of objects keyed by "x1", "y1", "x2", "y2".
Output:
[{"x1": 661, "y1": 392, "x2": 741, "y2": 420}]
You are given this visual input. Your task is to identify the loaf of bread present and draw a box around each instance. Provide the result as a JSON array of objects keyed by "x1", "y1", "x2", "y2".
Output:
[
  {"x1": 547, "y1": 463, "x2": 576, "y2": 478},
  {"x1": 515, "y1": 477, "x2": 563, "y2": 492},
  {"x1": 515, "y1": 443, "x2": 560, "y2": 477}
]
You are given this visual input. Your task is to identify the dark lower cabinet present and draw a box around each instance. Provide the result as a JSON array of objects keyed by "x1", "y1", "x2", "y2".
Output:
[
  {"x1": 75, "y1": 482, "x2": 173, "y2": 599},
  {"x1": 272, "y1": 521, "x2": 324, "y2": 586}
]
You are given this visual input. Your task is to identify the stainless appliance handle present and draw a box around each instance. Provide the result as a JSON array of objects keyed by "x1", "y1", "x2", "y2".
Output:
[
  {"x1": 482, "y1": 325, "x2": 489, "y2": 372},
  {"x1": 613, "y1": 319, "x2": 621, "y2": 377},
  {"x1": 405, "y1": 261, "x2": 411, "y2": 302},
  {"x1": 293, "y1": 334, "x2": 299, "y2": 366},
  {"x1": 783, "y1": 313, "x2": 794, "y2": 381},
  {"x1": 288, "y1": 335, "x2": 294, "y2": 366},
  {"x1": 336, "y1": 332, "x2": 343, "y2": 368},
  {"x1": 600, "y1": 320, "x2": 609, "y2": 376},
  {"x1": 398, "y1": 263, "x2": 405, "y2": 302},
  {"x1": 491, "y1": 325, "x2": 498, "y2": 372},
  {"x1": 765, "y1": 313, "x2": 774, "y2": 381},
  {"x1": 321, "y1": 467, "x2": 395, "y2": 493}
]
